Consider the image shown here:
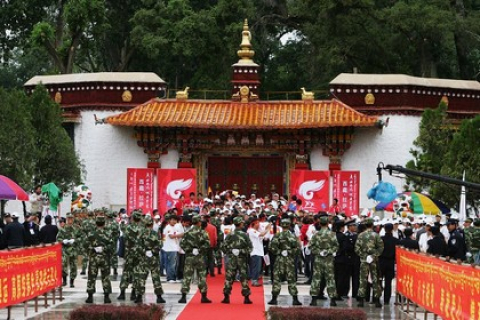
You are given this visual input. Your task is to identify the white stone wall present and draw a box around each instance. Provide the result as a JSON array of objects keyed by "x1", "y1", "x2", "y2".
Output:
[{"x1": 310, "y1": 115, "x2": 421, "y2": 210}]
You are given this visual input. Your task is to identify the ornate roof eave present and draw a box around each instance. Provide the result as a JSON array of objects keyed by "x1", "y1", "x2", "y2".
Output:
[{"x1": 104, "y1": 98, "x2": 379, "y2": 129}]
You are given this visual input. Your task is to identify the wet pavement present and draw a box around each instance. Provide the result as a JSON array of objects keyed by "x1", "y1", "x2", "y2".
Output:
[{"x1": 1, "y1": 268, "x2": 435, "y2": 320}]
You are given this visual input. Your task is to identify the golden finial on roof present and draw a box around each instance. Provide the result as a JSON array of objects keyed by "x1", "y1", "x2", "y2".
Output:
[
  {"x1": 176, "y1": 87, "x2": 189, "y2": 100},
  {"x1": 301, "y1": 87, "x2": 314, "y2": 101},
  {"x1": 237, "y1": 19, "x2": 255, "y2": 63}
]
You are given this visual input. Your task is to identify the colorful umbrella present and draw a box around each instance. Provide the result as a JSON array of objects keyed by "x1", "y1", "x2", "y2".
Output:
[
  {"x1": 375, "y1": 191, "x2": 450, "y2": 215},
  {"x1": 0, "y1": 175, "x2": 29, "y2": 201}
]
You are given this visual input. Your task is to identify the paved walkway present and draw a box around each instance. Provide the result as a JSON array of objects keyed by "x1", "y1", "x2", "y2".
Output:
[{"x1": 1, "y1": 266, "x2": 434, "y2": 320}]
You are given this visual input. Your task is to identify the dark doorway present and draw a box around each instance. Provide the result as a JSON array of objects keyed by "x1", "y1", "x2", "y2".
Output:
[{"x1": 208, "y1": 156, "x2": 284, "y2": 197}]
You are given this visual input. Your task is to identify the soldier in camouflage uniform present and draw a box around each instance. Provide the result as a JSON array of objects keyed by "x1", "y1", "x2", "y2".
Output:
[
  {"x1": 354, "y1": 218, "x2": 384, "y2": 308},
  {"x1": 178, "y1": 215, "x2": 212, "y2": 304},
  {"x1": 57, "y1": 213, "x2": 79, "y2": 288},
  {"x1": 465, "y1": 218, "x2": 480, "y2": 264},
  {"x1": 210, "y1": 209, "x2": 224, "y2": 275},
  {"x1": 79, "y1": 210, "x2": 96, "y2": 275},
  {"x1": 268, "y1": 218, "x2": 302, "y2": 306},
  {"x1": 85, "y1": 215, "x2": 112, "y2": 304},
  {"x1": 105, "y1": 210, "x2": 120, "y2": 278},
  {"x1": 309, "y1": 216, "x2": 339, "y2": 307},
  {"x1": 118, "y1": 211, "x2": 142, "y2": 301},
  {"x1": 132, "y1": 217, "x2": 166, "y2": 304},
  {"x1": 221, "y1": 216, "x2": 253, "y2": 304}
]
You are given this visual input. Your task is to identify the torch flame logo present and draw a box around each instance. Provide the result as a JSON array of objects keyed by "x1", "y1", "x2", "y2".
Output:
[
  {"x1": 299, "y1": 180, "x2": 325, "y2": 200},
  {"x1": 166, "y1": 179, "x2": 193, "y2": 200}
]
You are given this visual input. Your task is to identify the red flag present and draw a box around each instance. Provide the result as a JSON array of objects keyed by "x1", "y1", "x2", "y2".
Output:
[
  {"x1": 332, "y1": 171, "x2": 360, "y2": 217},
  {"x1": 127, "y1": 168, "x2": 154, "y2": 215},
  {"x1": 289, "y1": 170, "x2": 329, "y2": 213},
  {"x1": 157, "y1": 169, "x2": 196, "y2": 214}
]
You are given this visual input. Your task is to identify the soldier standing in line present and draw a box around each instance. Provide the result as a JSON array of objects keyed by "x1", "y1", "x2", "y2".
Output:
[
  {"x1": 178, "y1": 215, "x2": 212, "y2": 304},
  {"x1": 355, "y1": 218, "x2": 384, "y2": 308},
  {"x1": 465, "y1": 218, "x2": 480, "y2": 264},
  {"x1": 57, "y1": 213, "x2": 78, "y2": 288},
  {"x1": 221, "y1": 216, "x2": 253, "y2": 304},
  {"x1": 118, "y1": 211, "x2": 142, "y2": 301},
  {"x1": 105, "y1": 210, "x2": 120, "y2": 278},
  {"x1": 133, "y1": 217, "x2": 166, "y2": 304},
  {"x1": 80, "y1": 210, "x2": 96, "y2": 275},
  {"x1": 310, "y1": 216, "x2": 339, "y2": 307},
  {"x1": 85, "y1": 215, "x2": 112, "y2": 304},
  {"x1": 267, "y1": 218, "x2": 302, "y2": 306}
]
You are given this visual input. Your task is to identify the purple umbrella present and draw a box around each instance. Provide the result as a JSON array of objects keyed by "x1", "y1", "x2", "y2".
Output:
[{"x1": 0, "y1": 175, "x2": 29, "y2": 201}]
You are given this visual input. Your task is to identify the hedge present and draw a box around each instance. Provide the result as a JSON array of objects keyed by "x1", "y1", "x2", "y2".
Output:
[
  {"x1": 69, "y1": 304, "x2": 165, "y2": 320},
  {"x1": 267, "y1": 307, "x2": 367, "y2": 320}
]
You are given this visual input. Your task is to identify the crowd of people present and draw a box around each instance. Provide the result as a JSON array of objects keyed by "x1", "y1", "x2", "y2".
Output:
[{"x1": 1, "y1": 190, "x2": 480, "y2": 307}]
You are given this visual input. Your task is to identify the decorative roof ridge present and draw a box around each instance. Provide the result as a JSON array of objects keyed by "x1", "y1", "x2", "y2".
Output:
[{"x1": 330, "y1": 98, "x2": 378, "y2": 117}]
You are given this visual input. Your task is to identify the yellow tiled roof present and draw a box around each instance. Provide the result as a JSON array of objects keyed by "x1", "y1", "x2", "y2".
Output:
[{"x1": 105, "y1": 98, "x2": 378, "y2": 129}]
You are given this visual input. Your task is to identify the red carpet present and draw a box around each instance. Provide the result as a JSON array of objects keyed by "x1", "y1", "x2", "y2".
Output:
[{"x1": 177, "y1": 270, "x2": 266, "y2": 320}]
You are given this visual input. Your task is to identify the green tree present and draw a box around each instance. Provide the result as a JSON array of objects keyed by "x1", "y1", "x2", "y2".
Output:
[
  {"x1": 405, "y1": 101, "x2": 453, "y2": 194},
  {"x1": 28, "y1": 85, "x2": 82, "y2": 190},
  {"x1": 0, "y1": 89, "x2": 36, "y2": 188}
]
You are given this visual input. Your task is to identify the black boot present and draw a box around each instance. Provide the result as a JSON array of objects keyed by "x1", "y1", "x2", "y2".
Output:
[
  {"x1": 70, "y1": 279, "x2": 75, "y2": 288},
  {"x1": 62, "y1": 275, "x2": 67, "y2": 287},
  {"x1": 85, "y1": 293, "x2": 93, "y2": 304},
  {"x1": 156, "y1": 295, "x2": 166, "y2": 303},
  {"x1": 134, "y1": 294, "x2": 143, "y2": 304},
  {"x1": 330, "y1": 299, "x2": 337, "y2": 307},
  {"x1": 80, "y1": 269, "x2": 86, "y2": 275},
  {"x1": 374, "y1": 297, "x2": 382, "y2": 308},
  {"x1": 221, "y1": 294, "x2": 230, "y2": 304},
  {"x1": 357, "y1": 297, "x2": 364, "y2": 307},
  {"x1": 292, "y1": 295, "x2": 302, "y2": 306},
  {"x1": 201, "y1": 292, "x2": 212, "y2": 303},
  {"x1": 268, "y1": 295, "x2": 278, "y2": 305},
  {"x1": 217, "y1": 266, "x2": 222, "y2": 275},
  {"x1": 113, "y1": 268, "x2": 118, "y2": 275},
  {"x1": 310, "y1": 296, "x2": 317, "y2": 306},
  {"x1": 117, "y1": 289, "x2": 125, "y2": 300},
  {"x1": 178, "y1": 293, "x2": 187, "y2": 303},
  {"x1": 244, "y1": 295, "x2": 252, "y2": 304},
  {"x1": 130, "y1": 289, "x2": 136, "y2": 301},
  {"x1": 104, "y1": 294, "x2": 111, "y2": 304}
]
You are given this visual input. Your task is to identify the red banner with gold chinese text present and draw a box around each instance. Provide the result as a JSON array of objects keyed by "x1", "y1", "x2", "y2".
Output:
[
  {"x1": 396, "y1": 247, "x2": 480, "y2": 320},
  {"x1": 289, "y1": 170, "x2": 330, "y2": 213},
  {"x1": 127, "y1": 168, "x2": 154, "y2": 215},
  {"x1": 0, "y1": 244, "x2": 62, "y2": 308},
  {"x1": 332, "y1": 171, "x2": 360, "y2": 217}
]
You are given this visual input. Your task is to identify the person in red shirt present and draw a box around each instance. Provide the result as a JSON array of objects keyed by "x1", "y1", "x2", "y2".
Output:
[
  {"x1": 329, "y1": 198, "x2": 340, "y2": 216},
  {"x1": 202, "y1": 216, "x2": 218, "y2": 277}
]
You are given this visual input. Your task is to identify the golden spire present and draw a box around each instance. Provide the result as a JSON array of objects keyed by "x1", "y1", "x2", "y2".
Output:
[{"x1": 237, "y1": 19, "x2": 255, "y2": 64}]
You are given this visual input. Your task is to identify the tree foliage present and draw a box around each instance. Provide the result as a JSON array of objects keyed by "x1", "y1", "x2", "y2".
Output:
[
  {"x1": 0, "y1": 87, "x2": 82, "y2": 192},
  {"x1": 406, "y1": 102, "x2": 480, "y2": 210}
]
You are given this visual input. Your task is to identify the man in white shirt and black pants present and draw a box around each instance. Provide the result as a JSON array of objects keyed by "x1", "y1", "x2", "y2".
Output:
[{"x1": 248, "y1": 218, "x2": 271, "y2": 286}]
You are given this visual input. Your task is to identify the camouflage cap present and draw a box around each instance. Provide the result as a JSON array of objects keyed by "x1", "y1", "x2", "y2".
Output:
[
  {"x1": 209, "y1": 209, "x2": 217, "y2": 217},
  {"x1": 132, "y1": 211, "x2": 142, "y2": 220},
  {"x1": 280, "y1": 218, "x2": 291, "y2": 227},
  {"x1": 233, "y1": 216, "x2": 244, "y2": 225},
  {"x1": 319, "y1": 216, "x2": 329, "y2": 225},
  {"x1": 105, "y1": 211, "x2": 114, "y2": 218},
  {"x1": 145, "y1": 218, "x2": 154, "y2": 226},
  {"x1": 192, "y1": 215, "x2": 201, "y2": 224},
  {"x1": 474, "y1": 218, "x2": 480, "y2": 227},
  {"x1": 465, "y1": 217, "x2": 473, "y2": 223},
  {"x1": 87, "y1": 210, "x2": 95, "y2": 216},
  {"x1": 95, "y1": 215, "x2": 106, "y2": 224},
  {"x1": 364, "y1": 218, "x2": 374, "y2": 225},
  {"x1": 66, "y1": 213, "x2": 74, "y2": 218}
]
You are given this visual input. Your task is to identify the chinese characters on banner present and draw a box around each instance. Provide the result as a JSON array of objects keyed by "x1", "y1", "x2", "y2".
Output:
[
  {"x1": 0, "y1": 244, "x2": 62, "y2": 308},
  {"x1": 396, "y1": 247, "x2": 480, "y2": 320},
  {"x1": 289, "y1": 170, "x2": 329, "y2": 213},
  {"x1": 127, "y1": 168, "x2": 154, "y2": 215},
  {"x1": 157, "y1": 169, "x2": 196, "y2": 214},
  {"x1": 333, "y1": 171, "x2": 360, "y2": 217}
]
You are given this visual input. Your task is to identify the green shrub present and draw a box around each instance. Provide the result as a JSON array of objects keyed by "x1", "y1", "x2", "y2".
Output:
[
  {"x1": 69, "y1": 304, "x2": 164, "y2": 320},
  {"x1": 267, "y1": 307, "x2": 367, "y2": 320}
]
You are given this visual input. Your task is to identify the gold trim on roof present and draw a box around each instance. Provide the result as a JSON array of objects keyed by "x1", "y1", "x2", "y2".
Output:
[{"x1": 105, "y1": 98, "x2": 379, "y2": 129}]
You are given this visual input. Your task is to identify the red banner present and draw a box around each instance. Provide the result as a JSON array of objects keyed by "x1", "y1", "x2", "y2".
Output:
[
  {"x1": 0, "y1": 244, "x2": 62, "y2": 308},
  {"x1": 157, "y1": 169, "x2": 196, "y2": 215},
  {"x1": 332, "y1": 170, "x2": 360, "y2": 216},
  {"x1": 396, "y1": 247, "x2": 480, "y2": 320},
  {"x1": 289, "y1": 170, "x2": 329, "y2": 213},
  {"x1": 127, "y1": 168, "x2": 154, "y2": 215}
]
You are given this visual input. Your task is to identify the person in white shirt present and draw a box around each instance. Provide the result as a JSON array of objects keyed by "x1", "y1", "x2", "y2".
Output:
[
  {"x1": 162, "y1": 215, "x2": 184, "y2": 282},
  {"x1": 248, "y1": 218, "x2": 271, "y2": 286},
  {"x1": 418, "y1": 224, "x2": 433, "y2": 253}
]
